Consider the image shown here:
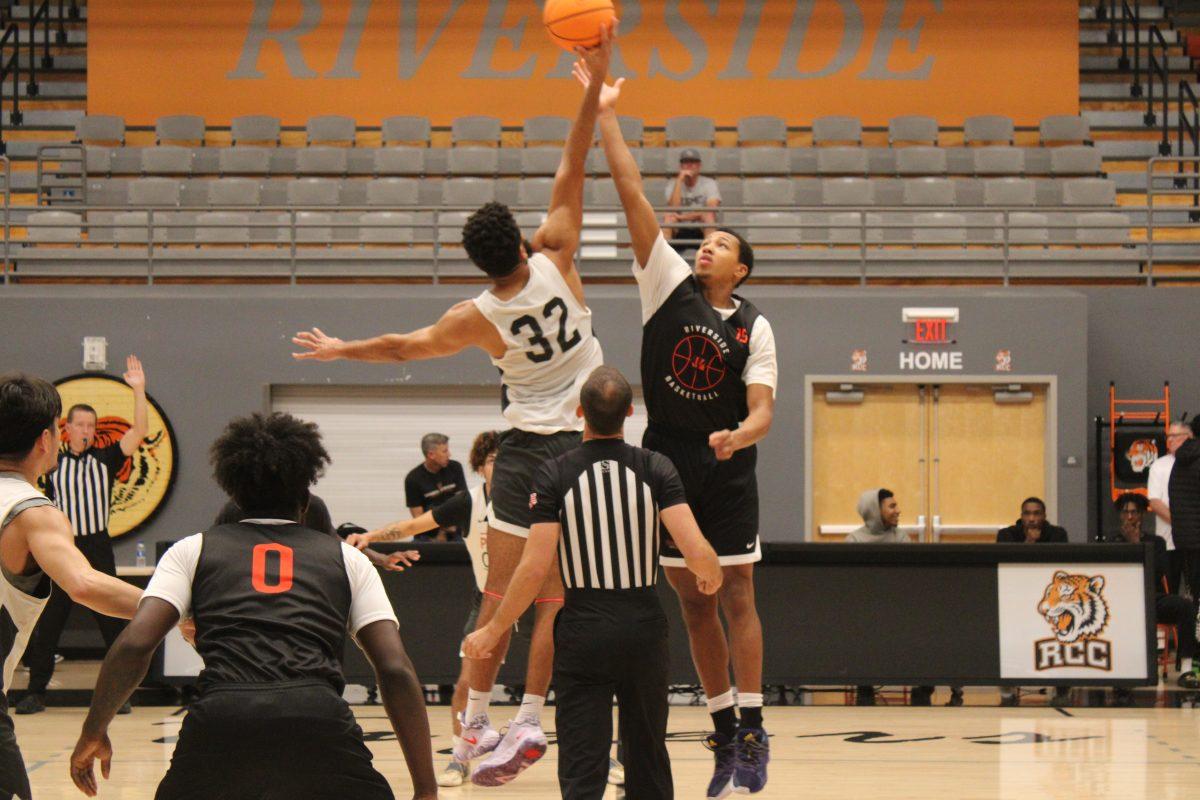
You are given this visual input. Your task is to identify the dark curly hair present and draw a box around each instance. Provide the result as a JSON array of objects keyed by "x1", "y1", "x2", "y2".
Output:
[
  {"x1": 1114, "y1": 492, "x2": 1149, "y2": 513},
  {"x1": 0, "y1": 373, "x2": 61, "y2": 461},
  {"x1": 462, "y1": 202, "x2": 524, "y2": 278},
  {"x1": 210, "y1": 412, "x2": 330, "y2": 519},
  {"x1": 468, "y1": 430, "x2": 502, "y2": 473}
]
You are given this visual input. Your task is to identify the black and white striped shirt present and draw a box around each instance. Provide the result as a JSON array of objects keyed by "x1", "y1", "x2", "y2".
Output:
[
  {"x1": 529, "y1": 439, "x2": 687, "y2": 590},
  {"x1": 46, "y1": 444, "x2": 126, "y2": 536}
]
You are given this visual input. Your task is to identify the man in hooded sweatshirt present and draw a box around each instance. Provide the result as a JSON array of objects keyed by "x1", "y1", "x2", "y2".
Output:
[{"x1": 846, "y1": 488, "x2": 906, "y2": 543}]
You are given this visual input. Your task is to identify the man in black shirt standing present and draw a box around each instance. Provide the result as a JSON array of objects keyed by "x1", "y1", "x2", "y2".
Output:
[
  {"x1": 69, "y1": 412, "x2": 437, "y2": 799},
  {"x1": 579, "y1": 58, "x2": 777, "y2": 798},
  {"x1": 20, "y1": 356, "x2": 150, "y2": 716},
  {"x1": 405, "y1": 433, "x2": 468, "y2": 542},
  {"x1": 465, "y1": 366, "x2": 722, "y2": 800}
]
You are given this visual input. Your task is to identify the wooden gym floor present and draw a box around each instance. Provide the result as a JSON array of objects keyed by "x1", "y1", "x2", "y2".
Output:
[{"x1": 13, "y1": 702, "x2": 1200, "y2": 799}]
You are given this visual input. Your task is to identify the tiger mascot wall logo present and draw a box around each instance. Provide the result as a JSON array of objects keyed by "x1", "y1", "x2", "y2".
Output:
[
  {"x1": 1034, "y1": 571, "x2": 1112, "y2": 671},
  {"x1": 1124, "y1": 439, "x2": 1159, "y2": 475}
]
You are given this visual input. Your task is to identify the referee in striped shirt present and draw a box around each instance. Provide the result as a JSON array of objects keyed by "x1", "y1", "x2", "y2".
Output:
[
  {"x1": 465, "y1": 366, "x2": 722, "y2": 800},
  {"x1": 18, "y1": 356, "x2": 149, "y2": 715}
]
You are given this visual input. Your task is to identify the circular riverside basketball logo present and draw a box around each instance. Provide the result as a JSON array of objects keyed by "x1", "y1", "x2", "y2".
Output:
[
  {"x1": 671, "y1": 334, "x2": 727, "y2": 392},
  {"x1": 54, "y1": 374, "x2": 177, "y2": 539}
]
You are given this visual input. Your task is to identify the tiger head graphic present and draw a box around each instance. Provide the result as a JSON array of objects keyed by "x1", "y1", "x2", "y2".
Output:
[
  {"x1": 1036, "y1": 571, "x2": 1108, "y2": 644},
  {"x1": 1124, "y1": 438, "x2": 1158, "y2": 474}
]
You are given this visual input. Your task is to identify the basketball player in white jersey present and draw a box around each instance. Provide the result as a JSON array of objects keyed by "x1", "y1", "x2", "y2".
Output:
[
  {"x1": 0, "y1": 373, "x2": 143, "y2": 800},
  {"x1": 292, "y1": 28, "x2": 615, "y2": 787}
]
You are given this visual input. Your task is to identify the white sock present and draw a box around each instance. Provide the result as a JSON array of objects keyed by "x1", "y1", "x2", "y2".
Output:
[
  {"x1": 1183, "y1": 657, "x2": 1194, "y2": 672},
  {"x1": 705, "y1": 689, "x2": 736, "y2": 714},
  {"x1": 451, "y1": 735, "x2": 465, "y2": 758},
  {"x1": 464, "y1": 688, "x2": 491, "y2": 724},
  {"x1": 515, "y1": 693, "x2": 546, "y2": 724},
  {"x1": 738, "y1": 692, "x2": 764, "y2": 710}
]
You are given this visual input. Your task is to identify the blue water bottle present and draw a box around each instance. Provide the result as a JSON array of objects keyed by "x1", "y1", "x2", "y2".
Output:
[{"x1": 136, "y1": 542, "x2": 147, "y2": 568}]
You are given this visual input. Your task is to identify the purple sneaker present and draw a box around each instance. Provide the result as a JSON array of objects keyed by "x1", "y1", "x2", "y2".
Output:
[
  {"x1": 732, "y1": 727, "x2": 770, "y2": 794},
  {"x1": 703, "y1": 732, "x2": 737, "y2": 799}
]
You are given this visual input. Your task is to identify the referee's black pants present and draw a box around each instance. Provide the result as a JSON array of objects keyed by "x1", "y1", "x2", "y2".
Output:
[
  {"x1": 555, "y1": 587, "x2": 672, "y2": 800},
  {"x1": 25, "y1": 533, "x2": 125, "y2": 695}
]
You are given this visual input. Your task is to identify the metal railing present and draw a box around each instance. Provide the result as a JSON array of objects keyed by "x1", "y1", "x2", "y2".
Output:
[
  {"x1": 1176, "y1": 81, "x2": 1200, "y2": 218},
  {"x1": 1117, "y1": 0, "x2": 1143, "y2": 94},
  {"x1": 1145, "y1": 155, "x2": 1200, "y2": 284},
  {"x1": 0, "y1": 20, "x2": 22, "y2": 153},
  {"x1": 1145, "y1": 25, "x2": 1173, "y2": 155},
  {"x1": 3, "y1": 202, "x2": 1143, "y2": 287},
  {"x1": 1, "y1": 155, "x2": 9, "y2": 280}
]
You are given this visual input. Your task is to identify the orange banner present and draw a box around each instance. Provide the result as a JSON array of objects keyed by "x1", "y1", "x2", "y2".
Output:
[{"x1": 89, "y1": 0, "x2": 1078, "y2": 126}]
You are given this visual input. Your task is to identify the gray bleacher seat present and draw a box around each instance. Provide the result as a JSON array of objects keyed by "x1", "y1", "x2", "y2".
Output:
[
  {"x1": 895, "y1": 147, "x2": 947, "y2": 176},
  {"x1": 452, "y1": 116, "x2": 502, "y2": 145},
  {"x1": 306, "y1": 115, "x2": 356, "y2": 145},
  {"x1": 817, "y1": 147, "x2": 868, "y2": 175},
  {"x1": 156, "y1": 115, "x2": 205, "y2": 145},
  {"x1": 747, "y1": 211, "x2": 800, "y2": 245},
  {"x1": 964, "y1": 115, "x2": 1014, "y2": 146},
  {"x1": 85, "y1": 147, "x2": 113, "y2": 176},
  {"x1": 523, "y1": 116, "x2": 570, "y2": 144},
  {"x1": 109, "y1": 149, "x2": 142, "y2": 175},
  {"x1": 889, "y1": 115, "x2": 938, "y2": 146},
  {"x1": 75, "y1": 115, "x2": 125, "y2": 145},
  {"x1": 180, "y1": 179, "x2": 209, "y2": 208},
  {"x1": 521, "y1": 147, "x2": 561, "y2": 176},
  {"x1": 1007, "y1": 211, "x2": 1050, "y2": 244},
  {"x1": 194, "y1": 211, "x2": 250, "y2": 244},
  {"x1": 589, "y1": 179, "x2": 620, "y2": 206},
  {"x1": 616, "y1": 116, "x2": 644, "y2": 144},
  {"x1": 366, "y1": 178, "x2": 419, "y2": 206},
  {"x1": 1062, "y1": 177, "x2": 1116, "y2": 206},
  {"x1": 666, "y1": 115, "x2": 716, "y2": 145},
  {"x1": 231, "y1": 115, "x2": 281, "y2": 145},
  {"x1": 207, "y1": 178, "x2": 261, "y2": 206},
  {"x1": 358, "y1": 211, "x2": 415, "y2": 244},
  {"x1": 903, "y1": 177, "x2": 955, "y2": 206},
  {"x1": 821, "y1": 177, "x2": 873, "y2": 206},
  {"x1": 1050, "y1": 145, "x2": 1103, "y2": 176},
  {"x1": 25, "y1": 210, "x2": 81, "y2": 243},
  {"x1": 789, "y1": 148, "x2": 817, "y2": 175},
  {"x1": 442, "y1": 177, "x2": 495, "y2": 206},
  {"x1": 826, "y1": 210, "x2": 885, "y2": 244},
  {"x1": 448, "y1": 147, "x2": 499, "y2": 176},
  {"x1": 518, "y1": 177, "x2": 554, "y2": 207},
  {"x1": 720, "y1": 178, "x2": 744, "y2": 208},
  {"x1": 287, "y1": 178, "x2": 340, "y2": 206},
  {"x1": 218, "y1": 147, "x2": 272, "y2": 176},
  {"x1": 587, "y1": 147, "x2": 644, "y2": 175},
  {"x1": 868, "y1": 177, "x2": 903, "y2": 206},
  {"x1": 737, "y1": 116, "x2": 787, "y2": 145},
  {"x1": 973, "y1": 147, "x2": 1025, "y2": 176},
  {"x1": 292, "y1": 211, "x2": 332, "y2": 243},
  {"x1": 953, "y1": 178, "x2": 984, "y2": 206},
  {"x1": 984, "y1": 178, "x2": 1036, "y2": 206},
  {"x1": 296, "y1": 147, "x2": 349, "y2": 176},
  {"x1": 790, "y1": 177, "x2": 819, "y2": 205},
  {"x1": 382, "y1": 116, "x2": 431, "y2": 146},
  {"x1": 270, "y1": 149, "x2": 298, "y2": 174},
  {"x1": 744, "y1": 177, "x2": 794, "y2": 205},
  {"x1": 812, "y1": 116, "x2": 861, "y2": 145},
  {"x1": 128, "y1": 178, "x2": 181, "y2": 207},
  {"x1": 374, "y1": 147, "x2": 424, "y2": 176},
  {"x1": 1039, "y1": 115, "x2": 1092, "y2": 146},
  {"x1": 1075, "y1": 211, "x2": 1130, "y2": 243},
  {"x1": 140, "y1": 146, "x2": 193, "y2": 175},
  {"x1": 913, "y1": 211, "x2": 966, "y2": 243},
  {"x1": 740, "y1": 147, "x2": 788, "y2": 176}
]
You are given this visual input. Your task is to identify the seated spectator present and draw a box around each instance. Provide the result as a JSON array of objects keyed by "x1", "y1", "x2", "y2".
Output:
[
  {"x1": 1109, "y1": 493, "x2": 1198, "y2": 701},
  {"x1": 663, "y1": 149, "x2": 720, "y2": 254},
  {"x1": 997, "y1": 496, "x2": 1070, "y2": 707},
  {"x1": 996, "y1": 497, "x2": 1068, "y2": 543},
  {"x1": 846, "y1": 488, "x2": 906, "y2": 543},
  {"x1": 405, "y1": 432, "x2": 468, "y2": 542}
]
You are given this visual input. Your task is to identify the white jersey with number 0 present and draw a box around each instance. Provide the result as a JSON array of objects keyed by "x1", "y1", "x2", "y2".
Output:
[{"x1": 472, "y1": 253, "x2": 603, "y2": 434}]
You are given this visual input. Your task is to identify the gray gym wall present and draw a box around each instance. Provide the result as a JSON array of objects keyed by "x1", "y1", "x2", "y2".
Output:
[{"x1": 0, "y1": 285, "x2": 1188, "y2": 561}]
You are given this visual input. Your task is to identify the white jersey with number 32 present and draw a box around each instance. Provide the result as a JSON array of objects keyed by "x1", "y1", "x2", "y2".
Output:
[{"x1": 472, "y1": 253, "x2": 603, "y2": 434}]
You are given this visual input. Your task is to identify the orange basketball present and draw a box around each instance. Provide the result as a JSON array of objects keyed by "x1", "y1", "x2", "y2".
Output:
[{"x1": 543, "y1": 0, "x2": 617, "y2": 51}]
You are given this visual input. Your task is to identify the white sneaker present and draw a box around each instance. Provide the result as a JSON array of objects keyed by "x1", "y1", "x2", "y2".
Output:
[
  {"x1": 470, "y1": 717, "x2": 548, "y2": 787},
  {"x1": 608, "y1": 757, "x2": 625, "y2": 786},
  {"x1": 437, "y1": 759, "x2": 468, "y2": 787},
  {"x1": 454, "y1": 713, "x2": 501, "y2": 762}
]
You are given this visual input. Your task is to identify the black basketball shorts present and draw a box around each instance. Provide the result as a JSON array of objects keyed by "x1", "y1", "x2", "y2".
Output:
[
  {"x1": 155, "y1": 680, "x2": 393, "y2": 800},
  {"x1": 488, "y1": 429, "x2": 582, "y2": 537},
  {"x1": 643, "y1": 427, "x2": 761, "y2": 567},
  {"x1": 0, "y1": 704, "x2": 31, "y2": 800}
]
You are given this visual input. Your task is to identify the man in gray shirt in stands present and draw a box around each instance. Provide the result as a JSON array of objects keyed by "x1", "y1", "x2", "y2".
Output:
[{"x1": 663, "y1": 149, "x2": 721, "y2": 254}]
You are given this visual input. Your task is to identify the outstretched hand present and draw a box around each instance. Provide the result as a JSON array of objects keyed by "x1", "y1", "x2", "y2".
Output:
[
  {"x1": 572, "y1": 50, "x2": 624, "y2": 114},
  {"x1": 573, "y1": 20, "x2": 617, "y2": 88},
  {"x1": 122, "y1": 355, "x2": 146, "y2": 392},
  {"x1": 69, "y1": 732, "x2": 113, "y2": 797},
  {"x1": 292, "y1": 328, "x2": 345, "y2": 361}
]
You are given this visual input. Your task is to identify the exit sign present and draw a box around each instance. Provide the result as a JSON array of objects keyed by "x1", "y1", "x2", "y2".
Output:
[{"x1": 913, "y1": 318, "x2": 949, "y2": 343}]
